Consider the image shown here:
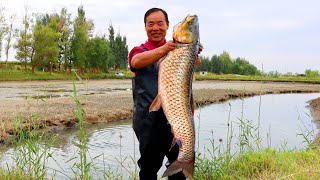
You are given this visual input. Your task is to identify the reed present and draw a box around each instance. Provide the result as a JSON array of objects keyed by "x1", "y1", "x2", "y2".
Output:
[
  {"x1": 2, "y1": 108, "x2": 57, "y2": 179},
  {"x1": 194, "y1": 91, "x2": 320, "y2": 179}
]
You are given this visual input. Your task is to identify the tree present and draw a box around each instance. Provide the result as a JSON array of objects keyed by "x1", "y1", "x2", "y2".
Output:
[
  {"x1": 32, "y1": 16, "x2": 60, "y2": 74},
  {"x1": 108, "y1": 23, "x2": 116, "y2": 69},
  {"x1": 86, "y1": 36, "x2": 114, "y2": 72},
  {"x1": 108, "y1": 23, "x2": 115, "y2": 50},
  {"x1": 196, "y1": 56, "x2": 210, "y2": 72},
  {"x1": 195, "y1": 52, "x2": 259, "y2": 75},
  {"x1": 71, "y1": 6, "x2": 92, "y2": 73},
  {"x1": 113, "y1": 32, "x2": 128, "y2": 69},
  {"x1": 305, "y1": 69, "x2": 319, "y2": 78},
  {"x1": 219, "y1": 51, "x2": 233, "y2": 74},
  {"x1": 267, "y1": 70, "x2": 281, "y2": 77},
  {"x1": 211, "y1": 55, "x2": 223, "y2": 74},
  {"x1": 0, "y1": 7, "x2": 6, "y2": 60},
  {"x1": 121, "y1": 36, "x2": 129, "y2": 68},
  {"x1": 4, "y1": 14, "x2": 17, "y2": 63},
  {"x1": 108, "y1": 24, "x2": 129, "y2": 70},
  {"x1": 14, "y1": 6, "x2": 33, "y2": 70},
  {"x1": 58, "y1": 8, "x2": 72, "y2": 72}
]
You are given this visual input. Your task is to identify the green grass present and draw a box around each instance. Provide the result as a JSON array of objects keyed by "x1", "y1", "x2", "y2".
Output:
[
  {"x1": 0, "y1": 69, "x2": 133, "y2": 81},
  {"x1": 0, "y1": 109, "x2": 57, "y2": 179},
  {"x1": 2, "y1": 68, "x2": 320, "y2": 84},
  {"x1": 194, "y1": 147, "x2": 320, "y2": 180},
  {"x1": 230, "y1": 148, "x2": 320, "y2": 179},
  {"x1": 195, "y1": 73, "x2": 320, "y2": 83}
]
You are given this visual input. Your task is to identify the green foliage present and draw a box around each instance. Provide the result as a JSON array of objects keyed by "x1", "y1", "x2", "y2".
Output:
[
  {"x1": 86, "y1": 36, "x2": 114, "y2": 72},
  {"x1": 211, "y1": 55, "x2": 223, "y2": 74},
  {"x1": 70, "y1": 6, "x2": 91, "y2": 72},
  {"x1": 114, "y1": 34, "x2": 129, "y2": 69},
  {"x1": 58, "y1": 8, "x2": 72, "y2": 71},
  {"x1": 193, "y1": 72, "x2": 320, "y2": 83},
  {"x1": 305, "y1": 69, "x2": 319, "y2": 78},
  {"x1": 14, "y1": 8, "x2": 33, "y2": 69},
  {"x1": 267, "y1": 70, "x2": 281, "y2": 77},
  {"x1": 8, "y1": 112, "x2": 57, "y2": 179},
  {"x1": 227, "y1": 148, "x2": 320, "y2": 179},
  {"x1": 71, "y1": 77, "x2": 92, "y2": 179},
  {"x1": 33, "y1": 17, "x2": 60, "y2": 70},
  {"x1": 196, "y1": 51, "x2": 261, "y2": 75},
  {"x1": 220, "y1": 51, "x2": 233, "y2": 74},
  {"x1": 196, "y1": 56, "x2": 211, "y2": 72},
  {"x1": 108, "y1": 24, "x2": 128, "y2": 69}
]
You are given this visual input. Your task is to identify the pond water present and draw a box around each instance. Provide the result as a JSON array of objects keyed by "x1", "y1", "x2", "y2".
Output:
[{"x1": 1, "y1": 93, "x2": 320, "y2": 179}]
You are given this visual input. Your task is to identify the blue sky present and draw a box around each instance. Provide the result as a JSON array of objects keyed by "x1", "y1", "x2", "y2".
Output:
[{"x1": 1, "y1": 0, "x2": 319, "y2": 73}]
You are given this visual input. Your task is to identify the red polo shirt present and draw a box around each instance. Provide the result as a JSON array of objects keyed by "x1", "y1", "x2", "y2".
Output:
[{"x1": 128, "y1": 39, "x2": 166, "y2": 75}]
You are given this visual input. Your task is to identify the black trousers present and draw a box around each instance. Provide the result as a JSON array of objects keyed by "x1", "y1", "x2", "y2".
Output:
[{"x1": 133, "y1": 110, "x2": 185, "y2": 180}]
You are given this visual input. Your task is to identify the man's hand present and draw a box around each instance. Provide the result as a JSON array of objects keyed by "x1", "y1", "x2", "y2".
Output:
[
  {"x1": 198, "y1": 46, "x2": 203, "y2": 54},
  {"x1": 196, "y1": 46, "x2": 203, "y2": 66},
  {"x1": 161, "y1": 40, "x2": 177, "y2": 54}
]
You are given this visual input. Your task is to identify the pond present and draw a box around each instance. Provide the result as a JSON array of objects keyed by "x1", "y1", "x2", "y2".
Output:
[{"x1": 1, "y1": 93, "x2": 319, "y2": 179}]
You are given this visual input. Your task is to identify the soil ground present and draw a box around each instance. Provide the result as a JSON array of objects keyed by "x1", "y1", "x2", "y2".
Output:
[{"x1": 1, "y1": 79, "x2": 320, "y2": 141}]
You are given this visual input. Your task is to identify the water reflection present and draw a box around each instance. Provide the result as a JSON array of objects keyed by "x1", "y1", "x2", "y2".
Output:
[{"x1": 195, "y1": 93, "x2": 320, "y2": 157}]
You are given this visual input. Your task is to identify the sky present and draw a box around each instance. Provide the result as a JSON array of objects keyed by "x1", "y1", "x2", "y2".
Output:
[{"x1": 0, "y1": 0, "x2": 319, "y2": 73}]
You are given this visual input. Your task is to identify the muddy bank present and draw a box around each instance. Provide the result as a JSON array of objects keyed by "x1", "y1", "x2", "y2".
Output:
[{"x1": 0, "y1": 80, "x2": 320, "y2": 141}]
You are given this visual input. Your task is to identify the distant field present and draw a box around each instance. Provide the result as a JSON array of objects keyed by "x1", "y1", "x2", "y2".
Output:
[
  {"x1": 194, "y1": 73, "x2": 320, "y2": 83},
  {"x1": 0, "y1": 69, "x2": 133, "y2": 81},
  {"x1": 1, "y1": 62, "x2": 320, "y2": 83}
]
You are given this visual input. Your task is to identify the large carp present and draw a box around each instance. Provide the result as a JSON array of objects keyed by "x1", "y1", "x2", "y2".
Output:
[{"x1": 149, "y1": 14, "x2": 201, "y2": 179}]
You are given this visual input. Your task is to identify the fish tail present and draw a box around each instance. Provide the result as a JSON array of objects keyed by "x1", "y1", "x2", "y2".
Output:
[{"x1": 162, "y1": 160, "x2": 194, "y2": 179}]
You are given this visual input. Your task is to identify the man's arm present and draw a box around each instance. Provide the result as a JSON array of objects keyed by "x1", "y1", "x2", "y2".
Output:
[{"x1": 131, "y1": 40, "x2": 176, "y2": 69}]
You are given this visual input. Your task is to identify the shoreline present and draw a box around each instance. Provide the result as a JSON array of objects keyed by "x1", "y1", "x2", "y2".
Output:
[{"x1": 0, "y1": 80, "x2": 320, "y2": 141}]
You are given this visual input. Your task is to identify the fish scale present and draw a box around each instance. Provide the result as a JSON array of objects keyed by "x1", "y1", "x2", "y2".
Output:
[
  {"x1": 160, "y1": 44, "x2": 198, "y2": 163},
  {"x1": 149, "y1": 14, "x2": 200, "y2": 179}
]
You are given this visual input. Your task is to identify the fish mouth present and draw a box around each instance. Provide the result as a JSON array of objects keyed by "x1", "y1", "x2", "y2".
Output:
[{"x1": 172, "y1": 14, "x2": 199, "y2": 44}]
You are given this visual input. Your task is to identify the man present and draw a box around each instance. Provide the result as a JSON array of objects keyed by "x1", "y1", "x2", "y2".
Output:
[{"x1": 128, "y1": 8, "x2": 201, "y2": 180}]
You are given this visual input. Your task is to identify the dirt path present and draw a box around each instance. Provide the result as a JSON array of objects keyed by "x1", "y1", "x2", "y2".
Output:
[{"x1": 1, "y1": 79, "x2": 320, "y2": 141}]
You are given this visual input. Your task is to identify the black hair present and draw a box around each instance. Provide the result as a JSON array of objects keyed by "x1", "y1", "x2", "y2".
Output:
[{"x1": 144, "y1": 8, "x2": 169, "y2": 26}]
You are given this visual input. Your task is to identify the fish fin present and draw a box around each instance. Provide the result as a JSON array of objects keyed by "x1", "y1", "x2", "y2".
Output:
[
  {"x1": 149, "y1": 94, "x2": 162, "y2": 112},
  {"x1": 169, "y1": 139, "x2": 182, "y2": 151},
  {"x1": 169, "y1": 138, "x2": 177, "y2": 150},
  {"x1": 182, "y1": 160, "x2": 195, "y2": 180},
  {"x1": 162, "y1": 160, "x2": 195, "y2": 179}
]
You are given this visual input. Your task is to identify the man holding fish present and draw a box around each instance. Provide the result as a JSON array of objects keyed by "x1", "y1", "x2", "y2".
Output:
[{"x1": 129, "y1": 7, "x2": 202, "y2": 180}]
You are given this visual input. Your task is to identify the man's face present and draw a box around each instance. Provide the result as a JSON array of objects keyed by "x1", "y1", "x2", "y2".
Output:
[{"x1": 145, "y1": 11, "x2": 169, "y2": 44}]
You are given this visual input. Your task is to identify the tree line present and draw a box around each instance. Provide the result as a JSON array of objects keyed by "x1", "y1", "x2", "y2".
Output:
[
  {"x1": 197, "y1": 51, "x2": 261, "y2": 75},
  {"x1": 1, "y1": 5, "x2": 265, "y2": 76},
  {"x1": 0, "y1": 6, "x2": 128, "y2": 74}
]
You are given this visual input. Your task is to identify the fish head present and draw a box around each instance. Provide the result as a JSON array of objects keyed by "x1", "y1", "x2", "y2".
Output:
[{"x1": 173, "y1": 14, "x2": 199, "y2": 44}]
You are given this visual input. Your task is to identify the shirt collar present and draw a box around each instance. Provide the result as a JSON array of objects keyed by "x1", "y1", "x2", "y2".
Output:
[{"x1": 143, "y1": 38, "x2": 167, "y2": 50}]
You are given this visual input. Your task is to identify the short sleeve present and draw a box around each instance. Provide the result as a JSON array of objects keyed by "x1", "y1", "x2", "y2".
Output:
[{"x1": 128, "y1": 46, "x2": 144, "y2": 72}]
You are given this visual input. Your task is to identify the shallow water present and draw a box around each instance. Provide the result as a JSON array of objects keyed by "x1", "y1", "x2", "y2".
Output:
[{"x1": 1, "y1": 93, "x2": 319, "y2": 179}]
